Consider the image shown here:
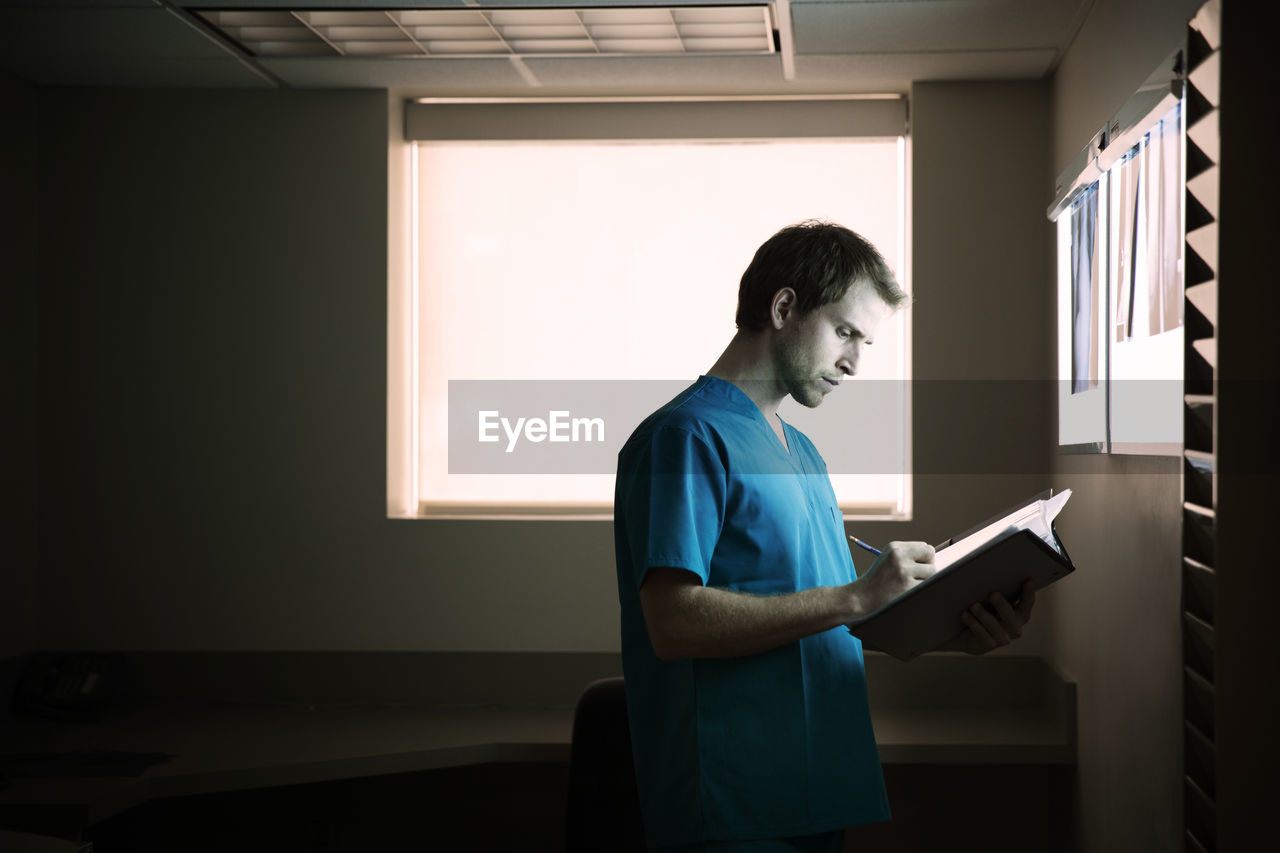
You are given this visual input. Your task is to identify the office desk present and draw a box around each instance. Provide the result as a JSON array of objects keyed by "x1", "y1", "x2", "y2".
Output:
[{"x1": 0, "y1": 652, "x2": 1075, "y2": 839}]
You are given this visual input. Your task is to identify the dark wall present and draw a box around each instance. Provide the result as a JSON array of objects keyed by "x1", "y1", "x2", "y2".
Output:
[
  {"x1": 35, "y1": 89, "x2": 391, "y2": 649},
  {"x1": 1, "y1": 71, "x2": 40, "y2": 660},
  {"x1": 31, "y1": 82, "x2": 1057, "y2": 656},
  {"x1": 1047, "y1": 0, "x2": 1206, "y2": 849},
  {"x1": 907, "y1": 77, "x2": 1056, "y2": 515},
  {"x1": 1216, "y1": 2, "x2": 1280, "y2": 844}
]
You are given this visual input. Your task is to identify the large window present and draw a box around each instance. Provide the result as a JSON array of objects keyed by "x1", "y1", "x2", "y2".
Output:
[{"x1": 389, "y1": 98, "x2": 911, "y2": 519}]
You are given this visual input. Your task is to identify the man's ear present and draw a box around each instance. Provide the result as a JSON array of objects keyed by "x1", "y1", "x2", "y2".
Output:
[{"x1": 770, "y1": 288, "x2": 798, "y2": 330}]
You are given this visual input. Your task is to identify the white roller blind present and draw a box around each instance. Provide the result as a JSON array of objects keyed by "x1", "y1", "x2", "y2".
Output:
[{"x1": 410, "y1": 134, "x2": 910, "y2": 517}]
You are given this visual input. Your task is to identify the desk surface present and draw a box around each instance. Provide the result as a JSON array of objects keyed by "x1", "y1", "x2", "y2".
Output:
[
  {"x1": 0, "y1": 652, "x2": 1075, "y2": 831},
  {"x1": 1, "y1": 700, "x2": 1073, "y2": 827}
]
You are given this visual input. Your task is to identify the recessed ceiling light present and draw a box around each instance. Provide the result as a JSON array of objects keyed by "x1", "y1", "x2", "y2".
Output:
[{"x1": 196, "y1": 6, "x2": 777, "y2": 59}]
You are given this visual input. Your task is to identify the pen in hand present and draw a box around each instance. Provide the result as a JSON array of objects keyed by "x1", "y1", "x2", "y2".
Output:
[{"x1": 848, "y1": 535, "x2": 882, "y2": 557}]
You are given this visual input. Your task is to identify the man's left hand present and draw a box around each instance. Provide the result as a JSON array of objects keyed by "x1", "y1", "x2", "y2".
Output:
[{"x1": 946, "y1": 579, "x2": 1036, "y2": 655}]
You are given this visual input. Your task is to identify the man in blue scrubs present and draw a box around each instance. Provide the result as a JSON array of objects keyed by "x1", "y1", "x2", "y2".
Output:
[{"x1": 613, "y1": 221, "x2": 1035, "y2": 852}]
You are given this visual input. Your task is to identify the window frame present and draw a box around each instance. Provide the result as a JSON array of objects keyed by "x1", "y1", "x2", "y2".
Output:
[{"x1": 388, "y1": 96, "x2": 913, "y2": 520}]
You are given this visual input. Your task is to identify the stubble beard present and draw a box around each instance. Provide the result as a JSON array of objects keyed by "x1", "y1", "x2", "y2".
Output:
[
  {"x1": 772, "y1": 334, "x2": 827, "y2": 409},
  {"x1": 788, "y1": 378, "x2": 826, "y2": 409}
]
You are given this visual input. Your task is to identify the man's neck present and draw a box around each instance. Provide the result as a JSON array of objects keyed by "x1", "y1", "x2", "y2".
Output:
[{"x1": 706, "y1": 330, "x2": 786, "y2": 422}]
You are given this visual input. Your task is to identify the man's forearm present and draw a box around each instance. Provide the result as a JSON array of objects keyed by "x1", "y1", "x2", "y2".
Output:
[
  {"x1": 640, "y1": 542, "x2": 937, "y2": 662},
  {"x1": 641, "y1": 570, "x2": 864, "y2": 661}
]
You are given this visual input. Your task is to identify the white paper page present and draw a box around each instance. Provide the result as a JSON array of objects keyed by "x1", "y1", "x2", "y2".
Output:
[
  {"x1": 933, "y1": 490, "x2": 1072, "y2": 572},
  {"x1": 1028, "y1": 489, "x2": 1072, "y2": 544}
]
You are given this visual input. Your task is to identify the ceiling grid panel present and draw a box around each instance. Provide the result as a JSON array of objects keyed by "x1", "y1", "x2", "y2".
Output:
[{"x1": 196, "y1": 5, "x2": 776, "y2": 59}]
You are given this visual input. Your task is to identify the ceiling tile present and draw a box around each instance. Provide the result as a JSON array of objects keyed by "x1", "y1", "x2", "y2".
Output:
[
  {"x1": 0, "y1": 0, "x2": 1085, "y2": 90},
  {"x1": 795, "y1": 48, "x2": 1058, "y2": 87},
  {"x1": 4, "y1": 1, "x2": 158, "y2": 8},
  {"x1": 259, "y1": 55, "x2": 530, "y2": 89},
  {"x1": 1, "y1": 55, "x2": 275, "y2": 87},
  {"x1": 0, "y1": 7, "x2": 231, "y2": 61},
  {"x1": 521, "y1": 53, "x2": 782, "y2": 89},
  {"x1": 186, "y1": 0, "x2": 469, "y2": 7},
  {"x1": 791, "y1": 0, "x2": 1077, "y2": 56}
]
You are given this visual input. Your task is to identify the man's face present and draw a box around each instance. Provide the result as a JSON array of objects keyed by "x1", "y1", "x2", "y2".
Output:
[{"x1": 771, "y1": 282, "x2": 892, "y2": 409}]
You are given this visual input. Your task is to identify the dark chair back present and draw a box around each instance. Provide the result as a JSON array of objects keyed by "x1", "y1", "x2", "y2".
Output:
[{"x1": 564, "y1": 677, "x2": 647, "y2": 852}]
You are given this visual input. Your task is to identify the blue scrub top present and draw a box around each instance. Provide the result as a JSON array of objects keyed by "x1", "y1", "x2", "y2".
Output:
[{"x1": 614, "y1": 376, "x2": 890, "y2": 847}]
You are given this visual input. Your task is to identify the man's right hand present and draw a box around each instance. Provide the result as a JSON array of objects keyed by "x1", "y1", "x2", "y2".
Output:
[{"x1": 846, "y1": 541, "x2": 937, "y2": 620}]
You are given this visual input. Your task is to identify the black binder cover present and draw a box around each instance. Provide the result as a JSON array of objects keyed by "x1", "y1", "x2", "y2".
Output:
[{"x1": 847, "y1": 525, "x2": 1075, "y2": 662}]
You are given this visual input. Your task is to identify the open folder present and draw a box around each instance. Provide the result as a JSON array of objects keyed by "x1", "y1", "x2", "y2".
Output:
[{"x1": 847, "y1": 489, "x2": 1075, "y2": 662}]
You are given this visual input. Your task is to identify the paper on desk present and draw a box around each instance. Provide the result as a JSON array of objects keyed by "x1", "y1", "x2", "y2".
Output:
[{"x1": 933, "y1": 489, "x2": 1072, "y2": 573}]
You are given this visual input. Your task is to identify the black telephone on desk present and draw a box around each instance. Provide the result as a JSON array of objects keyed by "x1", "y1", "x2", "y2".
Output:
[{"x1": 12, "y1": 653, "x2": 119, "y2": 722}]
